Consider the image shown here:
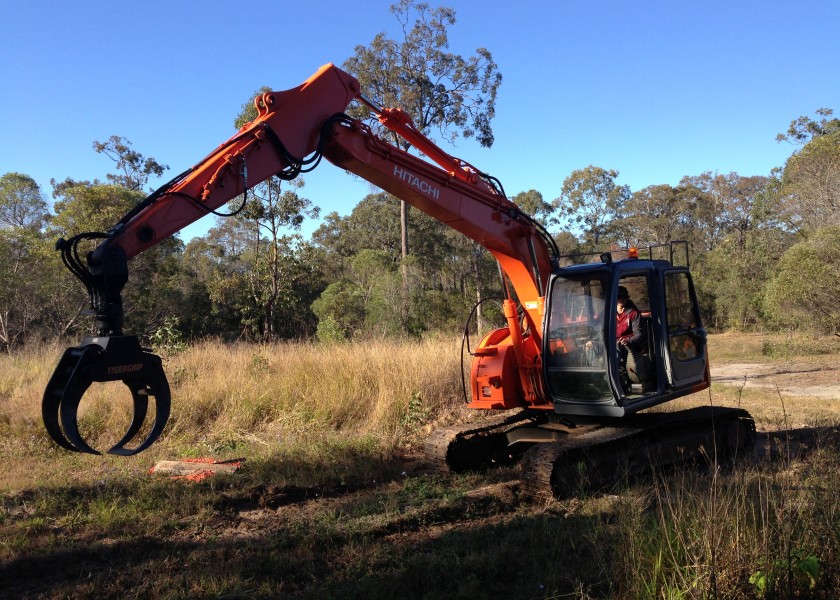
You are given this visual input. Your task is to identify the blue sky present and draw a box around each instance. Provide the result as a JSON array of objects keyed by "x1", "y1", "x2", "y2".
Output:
[{"x1": 1, "y1": 0, "x2": 838, "y2": 241}]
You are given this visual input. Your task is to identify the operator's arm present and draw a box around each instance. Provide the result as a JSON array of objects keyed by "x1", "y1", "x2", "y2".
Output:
[{"x1": 618, "y1": 309, "x2": 643, "y2": 346}]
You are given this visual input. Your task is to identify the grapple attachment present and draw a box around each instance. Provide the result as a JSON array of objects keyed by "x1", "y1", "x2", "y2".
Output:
[{"x1": 42, "y1": 335, "x2": 170, "y2": 456}]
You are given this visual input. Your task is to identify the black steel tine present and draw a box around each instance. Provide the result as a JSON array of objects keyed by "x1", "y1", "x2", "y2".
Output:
[
  {"x1": 58, "y1": 361, "x2": 101, "y2": 455},
  {"x1": 107, "y1": 353, "x2": 171, "y2": 456},
  {"x1": 42, "y1": 397, "x2": 79, "y2": 452},
  {"x1": 104, "y1": 381, "x2": 150, "y2": 456},
  {"x1": 42, "y1": 348, "x2": 84, "y2": 452}
]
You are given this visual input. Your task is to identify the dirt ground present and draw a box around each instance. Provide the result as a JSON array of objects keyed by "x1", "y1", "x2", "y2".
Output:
[{"x1": 711, "y1": 361, "x2": 840, "y2": 400}]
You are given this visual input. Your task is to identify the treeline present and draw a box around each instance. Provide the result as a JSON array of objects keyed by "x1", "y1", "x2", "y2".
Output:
[{"x1": 0, "y1": 110, "x2": 837, "y2": 350}]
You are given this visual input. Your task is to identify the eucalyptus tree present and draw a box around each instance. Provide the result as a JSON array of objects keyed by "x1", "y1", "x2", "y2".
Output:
[
  {"x1": 512, "y1": 189, "x2": 556, "y2": 229},
  {"x1": 775, "y1": 107, "x2": 840, "y2": 145},
  {"x1": 344, "y1": 1, "x2": 502, "y2": 149},
  {"x1": 678, "y1": 172, "x2": 769, "y2": 252},
  {"x1": 92, "y1": 135, "x2": 169, "y2": 192},
  {"x1": 764, "y1": 224, "x2": 840, "y2": 333},
  {"x1": 0, "y1": 229, "x2": 45, "y2": 348},
  {"x1": 775, "y1": 109, "x2": 840, "y2": 232},
  {"x1": 0, "y1": 174, "x2": 49, "y2": 347},
  {"x1": 342, "y1": 0, "x2": 502, "y2": 329},
  {"x1": 554, "y1": 166, "x2": 630, "y2": 249},
  {"x1": 235, "y1": 178, "x2": 320, "y2": 340},
  {"x1": 0, "y1": 172, "x2": 48, "y2": 230},
  {"x1": 311, "y1": 192, "x2": 460, "y2": 335},
  {"x1": 612, "y1": 184, "x2": 690, "y2": 248}
]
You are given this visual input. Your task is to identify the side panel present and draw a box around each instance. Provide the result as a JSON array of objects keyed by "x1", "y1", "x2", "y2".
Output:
[{"x1": 467, "y1": 329, "x2": 521, "y2": 410}]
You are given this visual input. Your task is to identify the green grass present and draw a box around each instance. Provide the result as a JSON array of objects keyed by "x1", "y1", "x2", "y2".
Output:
[
  {"x1": 7, "y1": 448, "x2": 840, "y2": 599},
  {"x1": 0, "y1": 461, "x2": 835, "y2": 597}
]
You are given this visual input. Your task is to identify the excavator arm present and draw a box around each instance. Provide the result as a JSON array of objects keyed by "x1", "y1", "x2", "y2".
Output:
[
  {"x1": 43, "y1": 64, "x2": 556, "y2": 455},
  {"x1": 99, "y1": 65, "x2": 360, "y2": 261},
  {"x1": 321, "y1": 117, "x2": 557, "y2": 409}
]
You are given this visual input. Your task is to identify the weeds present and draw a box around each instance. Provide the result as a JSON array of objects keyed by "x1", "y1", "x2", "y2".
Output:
[
  {"x1": 750, "y1": 549, "x2": 821, "y2": 598},
  {"x1": 149, "y1": 316, "x2": 188, "y2": 356}
]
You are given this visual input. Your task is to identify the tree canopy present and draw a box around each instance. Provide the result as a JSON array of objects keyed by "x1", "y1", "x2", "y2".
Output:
[
  {"x1": 343, "y1": 0, "x2": 502, "y2": 150},
  {"x1": 0, "y1": 172, "x2": 48, "y2": 230},
  {"x1": 92, "y1": 135, "x2": 169, "y2": 191},
  {"x1": 555, "y1": 166, "x2": 630, "y2": 248}
]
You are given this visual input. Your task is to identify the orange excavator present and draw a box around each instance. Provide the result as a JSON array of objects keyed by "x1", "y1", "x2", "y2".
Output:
[{"x1": 43, "y1": 65, "x2": 754, "y2": 496}]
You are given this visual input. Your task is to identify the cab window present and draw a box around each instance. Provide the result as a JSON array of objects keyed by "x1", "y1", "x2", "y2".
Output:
[
  {"x1": 664, "y1": 272, "x2": 699, "y2": 360},
  {"x1": 546, "y1": 277, "x2": 611, "y2": 401}
]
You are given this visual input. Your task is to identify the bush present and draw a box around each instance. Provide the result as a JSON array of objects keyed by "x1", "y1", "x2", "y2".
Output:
[
  {"x1": 150, "y1": 316, "x2": 187, "y2": 356},
  {"x1": 764, "y1": 226, "x2": 840, "y2": 334},
  {"x1": 762, "y1": 333, "x2": 840, "y2": 359}
]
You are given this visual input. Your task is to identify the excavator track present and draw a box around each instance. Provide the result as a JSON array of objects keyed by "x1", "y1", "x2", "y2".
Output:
[
  {"x1": 520, "y1": 425, "x2": 641, "y2": 499},
  {"x1": 520, "y1": 406, "x2": 756, "y2": 499},
  {"x1": 424, "y1": 410, "x2": 538, "y2": 473}
]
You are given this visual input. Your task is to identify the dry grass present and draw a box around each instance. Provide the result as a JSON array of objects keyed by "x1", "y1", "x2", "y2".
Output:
[
  {"x1": 668, "y1": 386, "x2": 840, "y2": 434},
  {"x1": 1, "y1": 333, "x2": 840, "y2": 598},
  {"x1": 1, "y1": 333, "x2": 836, "y2": 469},
  {"x1": 709, "y1": 330, "x2": 839, "y2": 364},
  {"x1": 162, "y1": 337, "x2": 464, "y2": 444},
  {"x1": 707, "y1": 331, "x2": 769, "y2": 363},
  {"x1": 0, "y1": 337, "x2": 467, "y2": 490}
]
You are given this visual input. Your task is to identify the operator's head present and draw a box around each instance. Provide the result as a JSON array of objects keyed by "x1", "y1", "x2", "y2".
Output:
[{"x1": 617, "y1": 286, "x2": 630, "y2": 313}]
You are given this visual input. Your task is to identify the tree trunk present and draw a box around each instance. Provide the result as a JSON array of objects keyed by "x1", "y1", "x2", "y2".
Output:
[
  {"x1": 400, "y1": 200, "x2": 409, "y2": 259},
  {"x1": 400, "y1": 199, "x2": 409, "y2": 330},
  {"x1": 475, "y1": 286, "x2": 484, "y2": 334},
  {"x1": 473, "y1": 249, "x2": 484, "y2": 334},
  {"x1": 265, "y1": 235, "x2": 280, "y2": 342}
]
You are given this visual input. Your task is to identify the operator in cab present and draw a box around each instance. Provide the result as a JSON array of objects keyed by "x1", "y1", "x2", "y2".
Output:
[
  {"x1": 616, "y1": 286, "x2": 642, "y2": 348},
  {"x1": 616, "y1": 286, "x2": 643, "y2": 388}
]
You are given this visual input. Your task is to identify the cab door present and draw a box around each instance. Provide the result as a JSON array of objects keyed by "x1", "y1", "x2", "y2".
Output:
[{"x1": 662, "y1": 269, "x2": 709, "y2": 389}]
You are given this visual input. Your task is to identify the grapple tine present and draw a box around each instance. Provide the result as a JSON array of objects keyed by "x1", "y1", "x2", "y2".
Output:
[
  {"x1": 42, "y1": 397, "x2": 78, "y2": 453},
  {"x1": 42, "y1": 346, "x2": 99, "y2": 453},
  {"x1": 108, "y1": 382, "x2": 149, "y2": 450},
  {"x1": 107, "y1": 398, "x2": 169, "y2": 456},
  {"x1": 59, "y1": 379, "x2": 102, "y2": 455},
  {"x1": 107, "y1": 352, "x2": 170, "y2": 456}
]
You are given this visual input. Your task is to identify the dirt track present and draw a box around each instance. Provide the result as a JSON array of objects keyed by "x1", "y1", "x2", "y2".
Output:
[{"x1": 711, "y1": 362, "x2": 840, "y2": 400}]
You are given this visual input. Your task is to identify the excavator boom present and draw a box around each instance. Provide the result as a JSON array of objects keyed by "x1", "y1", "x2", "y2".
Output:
[{"x1": 43, "y1": 64, "x2": 554, "y2": 455}]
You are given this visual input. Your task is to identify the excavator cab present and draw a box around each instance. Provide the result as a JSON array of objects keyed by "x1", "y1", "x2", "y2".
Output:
[{"x1": 543, "y1": 243, "x2": 710, "y2": 418}]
